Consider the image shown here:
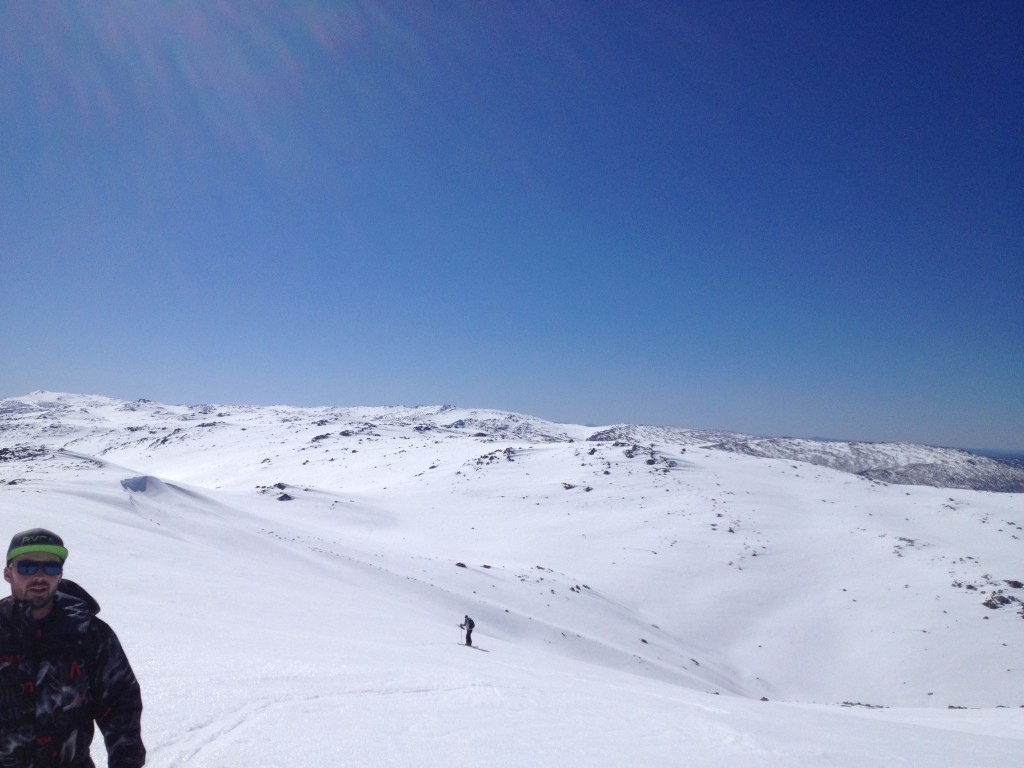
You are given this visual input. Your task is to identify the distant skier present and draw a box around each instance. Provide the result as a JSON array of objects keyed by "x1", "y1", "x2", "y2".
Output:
[{"x1": 461, "y1": 614, "x2": 475, "y2": 646}]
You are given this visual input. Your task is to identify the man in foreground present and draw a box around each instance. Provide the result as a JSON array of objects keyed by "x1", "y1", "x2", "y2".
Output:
[{"x1": 0, "y1": 528, "x2": 146, "y2": 767}]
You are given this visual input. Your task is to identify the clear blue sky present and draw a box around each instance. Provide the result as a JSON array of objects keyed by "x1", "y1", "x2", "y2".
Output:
[{"x1": 1, "y1": 1, "x2": 1021, "y2": 450}]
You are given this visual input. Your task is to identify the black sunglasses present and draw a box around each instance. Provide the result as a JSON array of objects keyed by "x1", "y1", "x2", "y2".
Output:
[{"x1": 14, "y1": 560, "x2": 63, "y2": 576}]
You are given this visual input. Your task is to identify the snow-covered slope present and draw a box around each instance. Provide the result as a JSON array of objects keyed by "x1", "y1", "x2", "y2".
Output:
[
  {"x1": 1, "y1": 392, "x2": 1021, "y2": 767},
  {"x1": 706, "y1": 436, "x2": 1024, "y2": 492}
]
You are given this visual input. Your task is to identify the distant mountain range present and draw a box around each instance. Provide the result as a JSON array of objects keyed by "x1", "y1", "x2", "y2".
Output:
[
  {"x1": 700, "y1": 437, "x2": 1024, "y2": 494},
  {"x1": 2, "y1": 391, "x2": 1022, "y2": 493}
]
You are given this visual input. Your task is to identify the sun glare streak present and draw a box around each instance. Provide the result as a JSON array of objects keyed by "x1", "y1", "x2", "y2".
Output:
[
  {"x1": 3, "y1": 2, "x2": 392, "y2": 181},
  {"x1": 2, "y1": 0, "x2": 607, "y2": 224}
]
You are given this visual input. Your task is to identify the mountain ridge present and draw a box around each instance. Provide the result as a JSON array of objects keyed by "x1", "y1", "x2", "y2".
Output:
[{"x1": 3, "y1": 391, "x2": 1021, "y2": 492}]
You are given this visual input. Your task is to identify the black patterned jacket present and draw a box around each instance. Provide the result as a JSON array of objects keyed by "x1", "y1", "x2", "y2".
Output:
[{"x1": 0, "y1": 580, "x2": 145, "y2": 767}]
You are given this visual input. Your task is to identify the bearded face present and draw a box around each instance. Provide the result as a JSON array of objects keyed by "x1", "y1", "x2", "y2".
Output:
[{"x1": 4, "y1": 554, "x2": 63, "y2": 618}]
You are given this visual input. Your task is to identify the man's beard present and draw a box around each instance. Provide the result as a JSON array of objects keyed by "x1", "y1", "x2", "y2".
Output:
[{"x1": 18, "y1": 583, "x2": 56, "y2": 610}]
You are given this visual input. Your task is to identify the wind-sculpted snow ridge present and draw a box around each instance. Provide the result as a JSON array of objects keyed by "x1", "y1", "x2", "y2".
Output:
[{"x1": 706, "y1": 437, "x2": 1024, "y2": 493}]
